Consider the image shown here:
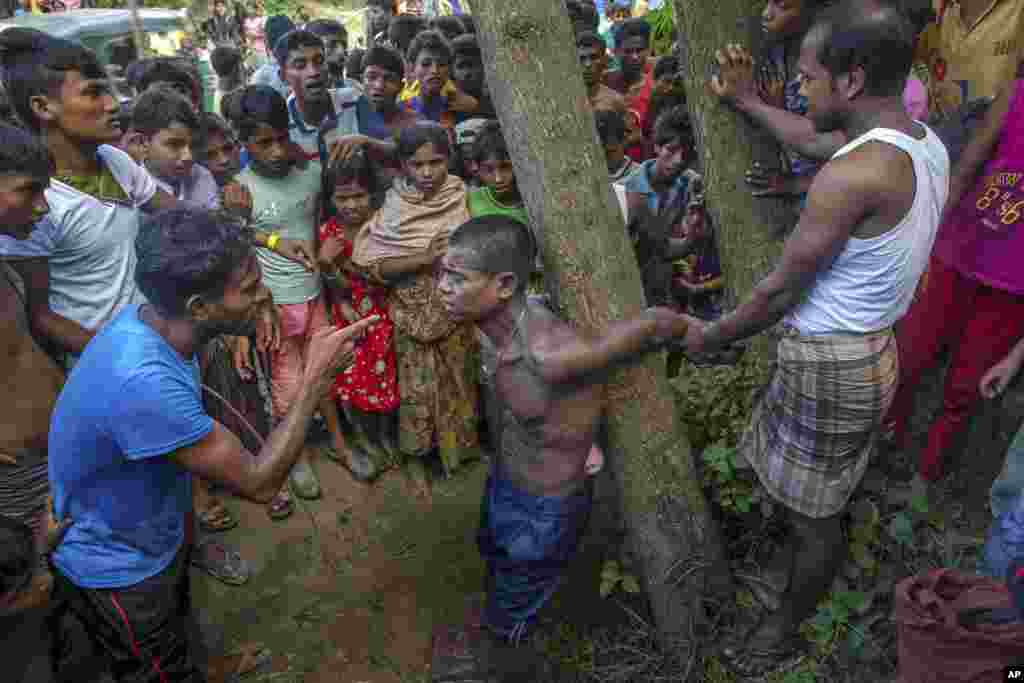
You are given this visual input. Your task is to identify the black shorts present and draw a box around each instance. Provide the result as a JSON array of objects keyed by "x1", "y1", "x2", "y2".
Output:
[{"x1": 49, "y1": 547, "x2": 205, "y2": 683}]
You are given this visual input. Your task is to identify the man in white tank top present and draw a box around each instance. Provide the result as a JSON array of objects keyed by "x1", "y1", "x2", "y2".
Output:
[{"x1": 682, "y1": 4, "x2": 949, "y2": 676}]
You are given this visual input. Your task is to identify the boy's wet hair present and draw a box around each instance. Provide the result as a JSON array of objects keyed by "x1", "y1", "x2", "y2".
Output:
[
  {"x1": 450, "y1": 215, "x2": 535, "y2": 293},
  {"x1": 132, "y1": 87, "x2": 200, "y2": 137},
  {"x1": 0, "y1": 515, "x2": 34, "y2": 600},
  {"x1": 274, "y1": 29, "x2": 324, "y2": 67},
  {"x1": 595, "y1": 108, "x2": 627, "y2": 147},
  {"x1": 0, "y1": 28, "x2": 105, "y2": 132},
  {"x1": 0, "y1": 122, "x2": 55, "y2": 179},
  {"x1": 222, "y1": 85, "x2": 290, "y2": 140},
  {"x1": 472, "y1": 120, "x2": 510, "y2": 164},
  {"x1": 396, "y1": 122, "x2": 451, "y2": 162},
  {"x1": 407, "y1": 29, "x2": 451, "y2": 66},
  {"x1": 135, "y1": 207, "x2": 253, "y2": 318},
  {"x1": 653, "y1": 105, "x2": 693, "y2": 148},
  {"x1": 566, "y1": 0, "x2": 600, "y2": 35}
]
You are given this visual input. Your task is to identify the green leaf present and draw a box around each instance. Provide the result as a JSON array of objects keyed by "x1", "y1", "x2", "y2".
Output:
[
  {"x1": 850, "y1": 543, "x2": 878, "y2": 570},
  {"x1": 621, "y1": 575, "x2": 641, "y2": 594},
  {"x1": 835, "y1": 591, "x2": 870, "y2": 613},
  {"x1": 889, "y1": 513, "x2": 915, "y2": 546},
  {"x1": 811, "y1": 608, "x2": 835, "y2": 634},
  {"x1": 734, "y1": 496, "x2": 752, "y2": 514},
  {"x1": 599, "y1": 579, "x2": 615, "y2": 598}
]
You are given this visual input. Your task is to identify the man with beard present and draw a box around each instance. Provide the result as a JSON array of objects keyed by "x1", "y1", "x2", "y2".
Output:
[
  {"x1": 47, "y1": 207, "x2": 375, "y2": 681},
  {"x1": 366, "y1": 0, "x2": 395, "y2": 47},
  {"x1": 681, "y1": 5, "x2": 948, "y2": 676}
]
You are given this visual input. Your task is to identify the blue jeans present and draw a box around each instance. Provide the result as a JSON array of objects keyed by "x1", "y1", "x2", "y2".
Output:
[
  {"x1": 477, "y1": 475, "x2": 592, "y2": 643},
  {"x1": 991, "y1": 425, "x2": 1024, "y2": 519}
]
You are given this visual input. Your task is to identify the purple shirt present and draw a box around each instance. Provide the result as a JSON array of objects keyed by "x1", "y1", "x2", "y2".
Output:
[{"x1": 934, "y1": 79, "x2": 1024, "y2": 295}]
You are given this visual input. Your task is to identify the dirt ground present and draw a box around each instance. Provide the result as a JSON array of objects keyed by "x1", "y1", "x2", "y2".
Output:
[{"x1": 195, "y1": 445, "x2": 492, "y2": 683}]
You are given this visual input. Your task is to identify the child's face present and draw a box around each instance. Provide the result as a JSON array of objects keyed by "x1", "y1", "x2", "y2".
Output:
[
  {"x1": 199, "y1": 132, "x2": 239, "y2": 185},
  {"x1": 404, "y1": 142, "x2": 449, "y2": 198},
  {"x1": 332, "y1": 180, "x2": 372, "y2": 225},
  {"x1": 245, "y1": 123, "x2": 293, "y2": 178},
  {"x1": 413, "y1": 50, "x2": 450, "y2": 99},
  {"x1": 762, "y1": 0, "x2": 807, "y2": 41},
  {"x1": 609, "y1": 7, "x2": 631, "y2": 23},
  {"x1": 476, "y1": 154, "x2": 517, "y2": 199},
  {"x1": 452, "y1": 54, "x2": 484, "y2": 96},
  {"x1": 146, "y1": 122, "x2": 194, "y2": 182}
]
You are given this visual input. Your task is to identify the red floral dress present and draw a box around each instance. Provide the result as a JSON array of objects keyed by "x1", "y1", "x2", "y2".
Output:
[{"x1": 319, "y1": 217, "x2": 399, "y2": 413}]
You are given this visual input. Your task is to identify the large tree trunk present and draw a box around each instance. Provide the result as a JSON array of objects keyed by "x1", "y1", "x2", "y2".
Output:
[
  {"x1": 470, "y1": 0, "x2": 730, "y2": 654},
  {"x1": 673, "y1": 0, "x2": 792, "y2": 364}
]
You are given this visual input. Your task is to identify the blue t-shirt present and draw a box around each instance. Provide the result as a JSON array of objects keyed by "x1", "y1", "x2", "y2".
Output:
[{"x1": 49, "y1": 306, "x2": 213, "y2": 588}]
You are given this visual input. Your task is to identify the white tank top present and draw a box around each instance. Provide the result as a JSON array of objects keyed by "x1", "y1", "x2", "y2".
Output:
[{"x1": 786, "y1": 125, "x2": 950, "y2": 335}]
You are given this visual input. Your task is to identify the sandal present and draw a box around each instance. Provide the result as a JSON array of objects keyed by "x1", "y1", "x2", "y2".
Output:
[
  {"x1": 267, "y1": 488, "x2": 293, "y2": 520},
  {"x1": 323, "y1": 443, "x2": 377, "y2": 483},
  {"x1": 192, "y1": 539, "x2": 250, "y2": 586},
  {"x1": 197, "y1": 500, "x2": 237, "y2": 533}
]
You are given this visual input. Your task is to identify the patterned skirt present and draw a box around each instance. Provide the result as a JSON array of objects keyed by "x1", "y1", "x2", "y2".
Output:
[{"x1": 738, "y1": 326, "x2": 898, "y2": 519}]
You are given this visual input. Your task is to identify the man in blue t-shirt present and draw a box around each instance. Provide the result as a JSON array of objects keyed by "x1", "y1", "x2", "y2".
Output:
[{"x1": 48, "y1": 207, "x2": 376, "y2": 681}]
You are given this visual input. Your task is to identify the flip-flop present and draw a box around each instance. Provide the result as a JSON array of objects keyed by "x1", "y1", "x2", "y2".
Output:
[
  {"x1": 192, "y1": 540, "x2": 250, "y2": 586},
  {"x1": 197, "y1": 500, "x2": 238, "y2": 533},
  {"x1": 267, "y1": 488, "x2": 293, "y2": 520}
]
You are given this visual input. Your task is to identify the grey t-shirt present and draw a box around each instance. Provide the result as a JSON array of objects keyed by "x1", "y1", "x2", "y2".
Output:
[
  {"x1": 0, "y1": 145, "x2": 156, "y2": 332},
  {"x1": 238, "y1": 162, "x2": 322, "y2": 305}
]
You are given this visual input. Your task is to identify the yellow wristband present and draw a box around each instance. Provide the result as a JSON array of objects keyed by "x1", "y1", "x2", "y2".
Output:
[{"x1": 266, "y1": 233, "x2": 281, "y2": 251}]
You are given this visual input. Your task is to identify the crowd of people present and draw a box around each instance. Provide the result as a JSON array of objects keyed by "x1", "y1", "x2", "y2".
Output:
[{"x1": 0, "y1": 0, "x2": 1022, "y2": 680}]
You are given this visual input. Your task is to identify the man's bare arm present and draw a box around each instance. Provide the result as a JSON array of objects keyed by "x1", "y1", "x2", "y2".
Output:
[
  {"x1": 10, "y1": 259, "x2": 94, "y2": 355},
  {"x1": 732, "y1": 97, "x2": 847, "y2": 161},
  {"x1": 531, "y1": 307, "x2": 690, "y2": 385},
  {"x1": 947, "y1": 87, "x2": 1011, "y2": 210},
  {"x1": 171, "y1": 390, "x2": 319, "y2": 503},
  {"x1": 171, "y1": 317, "x2": 377, "y2": 501},
  {"x1": 700, "y1": 159, "x2": 873, "y2": 349}
]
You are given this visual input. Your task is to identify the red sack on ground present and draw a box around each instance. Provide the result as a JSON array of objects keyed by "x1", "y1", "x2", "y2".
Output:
[{"x1": 895, "y1": 569, "x2": 1024, "y2": 683}]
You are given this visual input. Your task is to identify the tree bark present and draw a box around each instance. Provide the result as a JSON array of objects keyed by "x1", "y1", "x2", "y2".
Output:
[
  {"x1": 673, "y1": 0, "x2": 792, "y2": 364},
  {"x1": 470, "y1": 0, "x2": 730, "y2": 654}
]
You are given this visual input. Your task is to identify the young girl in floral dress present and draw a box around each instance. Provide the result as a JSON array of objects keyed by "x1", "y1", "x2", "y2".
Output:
[{"x1": 318, "y1": 151, "x2": 399, "y2": 481}]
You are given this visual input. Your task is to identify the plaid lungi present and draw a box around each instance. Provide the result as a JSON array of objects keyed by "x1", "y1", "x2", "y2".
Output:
[{"x1": 738, "y1": 326, "x2": 898, "y2": 519}]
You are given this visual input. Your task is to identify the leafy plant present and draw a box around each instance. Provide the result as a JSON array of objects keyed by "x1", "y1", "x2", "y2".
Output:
[
  {"x1": 806, "y1": 591, "x2": 873, "y2": 660},
  {"x1": 645, "y1": 3, "x2": 675, "y2": 56},
  {"x1": 700, "y1": 442, "x2": 759, "y2": 515},
  {"x1": 848, "y1": 498, "x2": 882, "y2": 576},
  {"x1": 673, "y1": 354, "x2": 765, "y2": 451},
  {"x1": 599, "y1": 559, "x2": 641, "y2": 598}
]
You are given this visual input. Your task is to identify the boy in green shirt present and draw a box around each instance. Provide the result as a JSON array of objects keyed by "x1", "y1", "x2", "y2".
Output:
[{"x1": 466, "y1": 121, "x2": 528, "y2": 226}]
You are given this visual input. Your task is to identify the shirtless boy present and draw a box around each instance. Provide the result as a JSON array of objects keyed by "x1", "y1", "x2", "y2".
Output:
[
  {"x1": 438, "y1": 215, "x2": 690, "y2": 645},
  {"x1": 0, "y1": 122, "x2": 68, "y2": 681}
]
